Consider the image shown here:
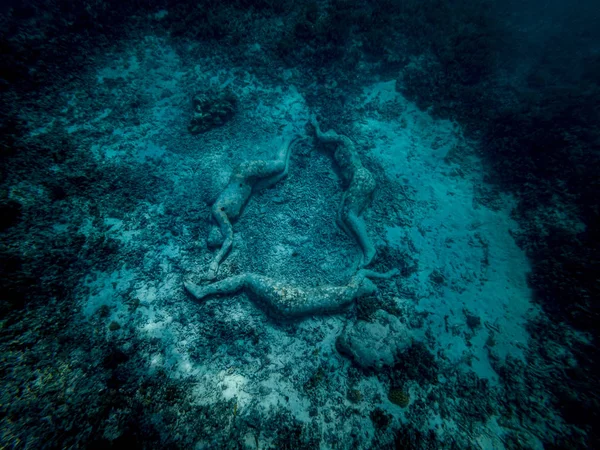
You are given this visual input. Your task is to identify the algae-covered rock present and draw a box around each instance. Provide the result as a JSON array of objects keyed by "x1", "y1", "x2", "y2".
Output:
[
  {"x1": 188, "y1": 88, "x2": 237, "y2": 134},
  {"x1": 336, "y1": 309, "x2": 411, "y2": 370}
]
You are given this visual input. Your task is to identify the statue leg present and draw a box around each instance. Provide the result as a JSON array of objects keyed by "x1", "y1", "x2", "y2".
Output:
[
  {"x1": 336, "y1": 193, "x2": 353, "y2": 237},
  {"x1": 206, "y1": 207, "x2": 234, "y2": 280},
  {"x1": 184, "y1": 274, "x2": 249, "y2": 300},
  {"x1": 184, "y1": 273, "x2": 287, "y2": 314},
  {"x1": 310, "y1": 115, "x2": 345, "y2": 145},
  {"x1": 252, "y1": 137, "x2": 299, "y2": 191},
  {"x1": 345, "y1": 211, "x2": 376, "y2": 268}
]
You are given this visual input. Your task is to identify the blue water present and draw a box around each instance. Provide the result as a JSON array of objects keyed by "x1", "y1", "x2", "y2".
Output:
[{"x1": 1, "y1": 1, "x2": 598, "y2": 448}]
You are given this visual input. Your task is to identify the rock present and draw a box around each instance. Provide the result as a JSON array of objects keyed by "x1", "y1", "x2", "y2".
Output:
[
  {"x1": 188, "y1": 88, "x2": 237, "y2": 135},
  {"x1": 336, "y1": 310, "x2": 411, "y2": 370}
]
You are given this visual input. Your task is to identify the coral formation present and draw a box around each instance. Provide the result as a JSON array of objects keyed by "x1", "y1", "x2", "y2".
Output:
[
  {"x1": 347, "y1": 388, "x2": 362, "y2": 403},
  {"x1": 310, "y1": 115, "x2": 376, "y2": 268},
  {"x1": 184, "y1": 268, "x2": 398, "y2": 319},
  {"x1": 188, "y1": 88, "x2": 237, "y2": 134},
  {"x1": 388, "y1": 388, "x2": 410, "y2": 408},
  {"x1": 370, "y1": 408, "x2": 392, "y2": 430}
]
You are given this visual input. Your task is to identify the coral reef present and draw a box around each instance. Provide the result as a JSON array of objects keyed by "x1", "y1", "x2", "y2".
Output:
[
  {"x1": 188, "y1": 88, "x2": 237, "y2": 134},
  {"x1": 388, "y1": 388, "x2": 410, "y2": 408}
]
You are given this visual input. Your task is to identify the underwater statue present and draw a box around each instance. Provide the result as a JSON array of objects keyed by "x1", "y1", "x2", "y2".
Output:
[
  {"x1": 205, "y1": 136, "x2": 301, "y2": 280},
  {"x1": 310, "y1": 115, "x2": 377, "y2": 268},
  {"x1": 184, "y1": 268, "x2": 398, "y2": 319}
]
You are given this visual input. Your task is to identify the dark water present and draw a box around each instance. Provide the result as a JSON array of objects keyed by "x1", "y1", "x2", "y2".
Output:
[{"x1": 1, "y1": 1, "x2": 598, "y2": 448}]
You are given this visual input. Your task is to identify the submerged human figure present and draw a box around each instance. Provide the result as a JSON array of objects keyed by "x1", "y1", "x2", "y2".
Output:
[
  {"x1": 205, "y1": 136, "x2": 300, "y2": 280},
  {"x1": 184, "y1": 268, "x2": 399, "y2": 319},
  {"x1": 310, "y1": 115, "x2": 376, "y2": 267}
]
